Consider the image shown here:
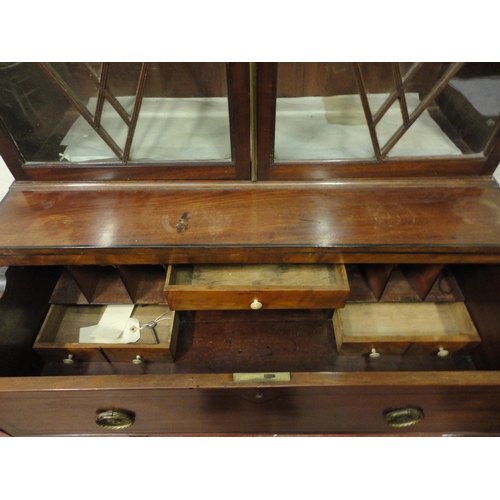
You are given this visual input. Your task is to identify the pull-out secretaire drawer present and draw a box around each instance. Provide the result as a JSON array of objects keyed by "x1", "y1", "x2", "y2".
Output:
[
  {"x1": 33, "y1": 304, "x2": 179, "y2": 364},
  {"x1": 164, "y1": 264, "x2": 350, "y2": 310},
  {"x1": 333, "y1": 302, "x2": 481, "y2": 356}
]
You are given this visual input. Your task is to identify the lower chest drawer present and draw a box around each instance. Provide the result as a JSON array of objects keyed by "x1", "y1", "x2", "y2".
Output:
[{"x1": 1, "y1": 373, "x2": 500, "y2": 436}]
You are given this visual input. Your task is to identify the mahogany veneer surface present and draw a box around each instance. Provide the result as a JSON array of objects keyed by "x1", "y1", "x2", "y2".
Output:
[
  {"x1": 1, "y1": 179, "x2": 500, "y2": 265},
  {"x1": 1, "y1": 373, "x2": 500, "y2": 436}
]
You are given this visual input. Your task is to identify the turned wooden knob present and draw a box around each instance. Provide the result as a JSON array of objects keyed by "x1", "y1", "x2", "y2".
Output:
[{"x1": 250, "y1": 299, "x2": 263, "y2": 310}]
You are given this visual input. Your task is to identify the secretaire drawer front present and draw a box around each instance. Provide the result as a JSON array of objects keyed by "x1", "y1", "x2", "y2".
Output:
[
  {"x1": 1, "y1": 374, "x2": 500, "y2": 436},
  {"x1": 164, "y1": 264, "x2": 350, "y2": 310}
]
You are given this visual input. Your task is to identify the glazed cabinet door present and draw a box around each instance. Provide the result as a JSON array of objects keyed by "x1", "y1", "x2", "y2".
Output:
[
  {"x1": 0, "y1": 62, "x2": 251, "y2": 181},
  {"x1": 256, "y1": 62, "x2": 500, "y2": 180}
]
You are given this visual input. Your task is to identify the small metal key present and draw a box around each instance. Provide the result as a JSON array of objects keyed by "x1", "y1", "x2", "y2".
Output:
[{"x1": 144, "y1": 321, "x2": 159, "y2": 344}]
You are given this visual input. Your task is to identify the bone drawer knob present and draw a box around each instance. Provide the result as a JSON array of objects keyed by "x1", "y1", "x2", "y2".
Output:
[
  {"x1": 250, "y1": 299, "x2": 263, "y2": 310},
  {"x1": 63, "y1": 354, "x2": 74, "y2": 364},
  {"x1": 437, "y1": 347, "x2": 449, "y2": 357},
  {"x1": 132, "y1": 355, "x2": 143, "y2": 365},
  {"x1": 369, "y1": 348, "x2": 381, "y2": 359}
]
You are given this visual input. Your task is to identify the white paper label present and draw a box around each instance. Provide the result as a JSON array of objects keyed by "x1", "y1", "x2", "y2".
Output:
[
  {"x1": 89, "y1": 304, "x2": 135, "y2": 340},
  {"x1": 79, "y1": 317, "x2": 141, "y2": 344}
]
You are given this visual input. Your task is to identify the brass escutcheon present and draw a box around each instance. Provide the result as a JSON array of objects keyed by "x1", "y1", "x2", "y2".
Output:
[{"x1": 384, "y1": 407, "x2": 424, "y2": 428}]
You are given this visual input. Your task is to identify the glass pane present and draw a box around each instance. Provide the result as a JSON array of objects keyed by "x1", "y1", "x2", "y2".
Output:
[
  {"x1": 60, "y1": 116, "x2": 119, "y2": 162},
  {"x1": 106, "y1": 62, "x2": 142, "y2": 115},
  {"x1": 274, "y1": 62, "x2": 375, "y2": 160},
  {"x1": 60, "y1": 98, "x2": 123, "y2": 162},
  {"x1": 356, "y1": 63, "x2": 404, "y2": 150},
  {"x1": 49, "y1": 62, "x2": 101, "y2": 118},
  {"x1": 388, "y1": 63, "x2": 500, "y2": 157},
  {"x1": 275, "y1": 62, "x2": 500, "y2": 162},
  {"x1": 86, "y1": 63, "x2": 102, "y2": 79},
  {"x1": 0, "y1": 62, "x2": 232, "y2": 164},
  {"x1": 359, "y1": 62, "x2": 398, "y2": 116},
  {"x1": 374, "y1": 97, "x2": 404, "y2": 152},
  {"x1": 0, "y1": 62, "x2": 82, "y2": 161},
  {"x1": 59, "y1": 63, "x2": 143, "y2": 162},
  {"x1": 387, "y1": 63, "x2": 462, "y2": 157},
  {"x1": 131, "y1": 62, "x2": 231, "y2": 162},
  {"x1": 434, "y1": 63, "x2": 500, "y2": 154}
]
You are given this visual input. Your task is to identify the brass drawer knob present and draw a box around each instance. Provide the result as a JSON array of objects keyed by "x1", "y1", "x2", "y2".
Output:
[
  {"x1": 250, "y1": 299, "x2": 263, "y2": 310},
  {"x1": 437, "y1": 347, "x2": 449, "y2": 357},
  {"x1": 384, "y1": 407, "x2": 424, "y2": 428},
  {"x1": 95, "y1": 410, "x2": 135, "y2": 430},
  {"x1": 132, "y1": 355, "x2": 143, "y2": 365},
  {"x1": 63, "y1": 354, "x2": 74, "y2": 364}
]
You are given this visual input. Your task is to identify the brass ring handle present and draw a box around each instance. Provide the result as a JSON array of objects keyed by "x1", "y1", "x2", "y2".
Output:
[
  {"x1": 95, "y1": 410, "x2": 135, "y2": 430},
  {"x1": 384, "y1": 407, "x2": 424, "y2": 428}
]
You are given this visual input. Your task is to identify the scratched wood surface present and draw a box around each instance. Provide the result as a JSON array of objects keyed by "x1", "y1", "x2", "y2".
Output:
[
  {"x1": 336, "y1": 302, "x2": 478, "y2": 338},
  {"x1": 1, "y1": 180, "x2": 500, "y2": 265},
  {"x1": 187, "y1": 264, "x2": 338, "y2": 287}
]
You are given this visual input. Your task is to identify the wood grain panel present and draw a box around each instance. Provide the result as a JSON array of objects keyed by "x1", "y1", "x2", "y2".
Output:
[
  {"x1": 1, "y1": 180, "x2": 500, "y2": 265},
  {"x1": 1, "y1": 373, "x2": 500, "y2": 435}
]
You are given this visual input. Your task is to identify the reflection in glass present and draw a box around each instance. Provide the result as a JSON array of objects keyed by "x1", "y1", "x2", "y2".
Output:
[
  {"x1": 275, "y1": 63, "x2": 375, "y2": 160},
  {"x1": 60, "y1": 99, "x2": 122, "y2": 162},
  {"x1": 86, "y1": 63, "x2": 103, "y2": 79},
  {"x1": 106, "y1": 63, "x2": 142, "y2": 113},
  {"x1": 60, "y1": 62, "x2": 232, "y2": 163},
  {"x1": 434, "y1": 63, "x2": 500, "y2": 154},
  {"x1": 274, "y1": 62, "x2": 500, "y2": 162},
  {"x1": 131, "y1": 62, "x2": 231, "y2": 162},
  {"x1": 0, "y1": 62, "x2": 232, "y2": 164},
  {"x1": 0, "y1": 63, "x2": 73, "y2": 161},
  {"x1": 50, "y1": 63, "x2": 100, "y2": 116}
]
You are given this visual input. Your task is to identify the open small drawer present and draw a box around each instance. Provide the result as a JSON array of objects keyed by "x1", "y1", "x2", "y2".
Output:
[
  {"x1": 332, "y1": 302, "x2": 481, "y2": 357},
  {"x1": 164, "y1": 264, "x2": 350, "y2": 310},
  {"x1": 34, "y1": 304, "x2": 179, "y2": 364}
]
